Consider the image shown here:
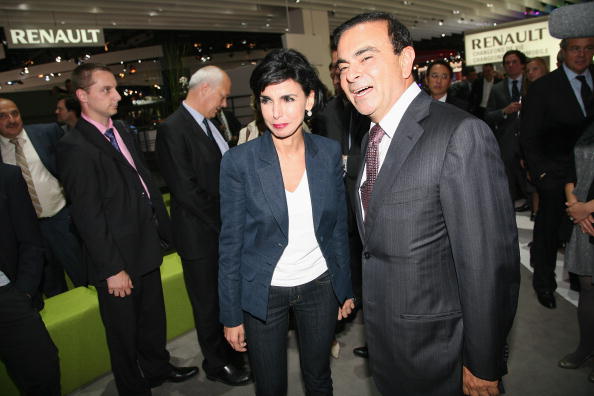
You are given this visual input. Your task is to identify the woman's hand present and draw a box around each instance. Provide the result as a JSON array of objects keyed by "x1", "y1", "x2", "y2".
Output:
[
  {"x1": 224, "y1": 324, "x2": 247, "y2": 352},
  {"x1": 338, "y1": 298, "x2": 356, "y2": 320},
  {"x1": 566, "y1": 201, "x2": 593, "y2": 223},
  {"x1": 577, "y1": 215, "x2": 594, "y2": 237}
]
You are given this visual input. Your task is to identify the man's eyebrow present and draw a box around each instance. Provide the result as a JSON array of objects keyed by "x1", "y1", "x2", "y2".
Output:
[{"x1": 337, "y1": 46, "x2": 379, "y2": 64}]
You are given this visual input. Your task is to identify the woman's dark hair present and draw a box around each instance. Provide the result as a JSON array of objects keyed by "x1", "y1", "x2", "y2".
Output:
[
  {"x1": 332, "y1": 12, "x2": 412, "y2": 55},
  {"x1": 426, "y1": 60, "x2": 453, "y2": 78},
  {"x1": 249, "y1": 48, "x2": 325, "y2": 113}
]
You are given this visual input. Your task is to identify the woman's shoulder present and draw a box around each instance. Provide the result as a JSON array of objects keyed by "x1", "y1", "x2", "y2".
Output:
[{"x1": 307, "y1": 133, "x2": 341, "y2": 154}]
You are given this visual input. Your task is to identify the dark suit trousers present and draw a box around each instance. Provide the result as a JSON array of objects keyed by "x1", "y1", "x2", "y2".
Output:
[
  {"x1": 39, "y1": 206, "x2": 84, "y2": 296},
  {"x1": 531, "y1": 183, "x2": 566, "y2": 292},
  {"x1": 182, "y1": 252, "x2": 233, "y2": 372},
  {"x1": 96, "y1": 268, "x2": 170, "y2": 396},
  {"x1": 0, "y1": 284, "x2": 61, "y2": 396}
]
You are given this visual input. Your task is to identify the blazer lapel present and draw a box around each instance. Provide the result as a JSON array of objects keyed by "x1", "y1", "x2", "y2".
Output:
[
  {"x1": 180, "y1": 107, "x2": 222, "y2": 159},
  {"x1": 256, "y1": 133, "x2": 288, "y2": 239},
  {"x1": 76, "y1": 119, "x2": 136, "y2": 171},
  {"x1": 354, "y1": 133, "x2": 368, "y2": 240},
  {"x1": 364, "y1": 92, "x2": 431, "y2": 239},
  {"x1": 304, "y1": 133, "x2": 324, "y2": 232}
]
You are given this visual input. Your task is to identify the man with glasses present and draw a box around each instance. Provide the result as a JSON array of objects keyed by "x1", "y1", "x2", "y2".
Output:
[{"x1": 521, "y1": 37, "x2": 594, "y2": 309}]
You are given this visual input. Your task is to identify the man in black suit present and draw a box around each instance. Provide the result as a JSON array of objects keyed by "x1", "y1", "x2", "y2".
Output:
[
  {"x1": 0, "y1": 163, "x2": 60, "y2": 396},
  {"x1": 470, "y1": 63, "x2": 501, "y2": 119},
  {"x1": 56, "y1": 63, "x2": 197, "y2": 395},
  {"x1": 156, "y1": 66, "x2": 250, "y2": 386},
  {"x1": 335, "y1": 12, "x2": 519, "y2": 395},
  {"x1": 486, "y1": 50, "x2": 530, "y2": 211},
  {"x1": 521, "y1": 37, "x2": 594, "y2": 309},
  {"x1": 0, "y1": 99, "x2": 84, "y2": 295}
]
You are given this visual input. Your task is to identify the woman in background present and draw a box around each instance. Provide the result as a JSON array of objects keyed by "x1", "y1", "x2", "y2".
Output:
[{"x1": 218, "y1": 48, "x2": 355, "y2": 396}]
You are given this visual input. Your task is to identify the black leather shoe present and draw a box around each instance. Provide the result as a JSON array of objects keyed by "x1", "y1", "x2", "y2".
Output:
[
  {"x1": 353, "y1": 345, "x2": 368, "y2": 359},
  {"x1": 536, "y1": 291, "x2": 556, "y2": 309},
  {"x1": 558, "y1": 352, "x2": 593, "y2": 369},
  {"x1": 205, "y1": 364, "x2": 252, "y2": 386},
  {"x1": 148, "y1": 365, "x2": 198, "y2": 387}
]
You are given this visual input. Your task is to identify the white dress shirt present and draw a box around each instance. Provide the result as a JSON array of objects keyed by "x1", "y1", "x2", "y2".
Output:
[{"x1": 182, "y1": 101, "x2": 229, "y2": 155}]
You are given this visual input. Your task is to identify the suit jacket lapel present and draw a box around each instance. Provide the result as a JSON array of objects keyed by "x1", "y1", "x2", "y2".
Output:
[
  {"x1": 364, "y1": 92, "x2": 431, "y2": 239},
  {"x1": 354, "y1": 134, "x2": 368, "y2": 240},
  {"x1": 304, "y1": 133, "x2": 325, "y2": 232},
  {"x1": 256, "y1": 133, "x2": 288, "y2": 239},
  {"x1": 180, "y1": 106, "x2": 222, "y2": 159},
  {"x1": 76, "y1": 119, "x2": 136, "y2": 171}
]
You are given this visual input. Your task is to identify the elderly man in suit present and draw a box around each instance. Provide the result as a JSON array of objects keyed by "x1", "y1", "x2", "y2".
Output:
[
  {"x1": 521, "y1": 37, "x2": 594, "y2": 309},
  {"x1": 334, "y1": 12, "x2": 520, "y2": 396},
  {"x1": 485, "y1": 50, "x2": 530, "y2": 212},
  {"x1": 0, "y1": 98, "x2": 83, "y2": 295},
  {"x1": 156, "y1": 66, "x2": 251, "y2": 386},
  {"x1": 57, "y1": 63, "x2": 197, "y2": 395},
  {"x1": 0, "y1": 163, "x2": 61, "y2": 396}
]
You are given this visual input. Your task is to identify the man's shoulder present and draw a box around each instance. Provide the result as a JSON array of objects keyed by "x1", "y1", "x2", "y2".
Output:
[
  {"x1": 0, "y1": 162, "x2": 20, "y2": 180},
  {"x1": 25, "y1": 122, "x2": 62, "y2": 137},
  {"x1": 160, "y1": 106, "x2": 191, "y2": 128}
]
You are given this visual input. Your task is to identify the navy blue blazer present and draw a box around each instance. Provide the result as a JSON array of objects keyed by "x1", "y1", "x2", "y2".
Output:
[{"x1": 218, "y1": 132, "x2": 353, "y2": 326}]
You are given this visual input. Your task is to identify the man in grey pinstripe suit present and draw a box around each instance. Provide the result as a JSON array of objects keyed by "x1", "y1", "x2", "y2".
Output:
[{"x1": 335, "y1": 13, "x2": 520, "y2": 396}]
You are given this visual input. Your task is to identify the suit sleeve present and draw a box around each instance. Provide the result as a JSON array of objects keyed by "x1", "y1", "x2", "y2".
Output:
[
  {"x1": 156, "y1": 121, "x2": 220, "y2": 233},
  {"x1": 8, "y1": 167, "x2": 45, "y2": 295},
  {"x1": 520, "y1": 82, "x2": 550, "y2": 180},
  {"x1": 484, "y1": 85, "x2": 505, "y2": 127},
  {"x1": 218, "y1": 151, "x2": 246, "y2": 327},
  {"x1": 56, "y1": 141, "x2": 126, "y2": 281},
  {"x1": 440, "y1": 118, "x2": 520, "y2": 381}
]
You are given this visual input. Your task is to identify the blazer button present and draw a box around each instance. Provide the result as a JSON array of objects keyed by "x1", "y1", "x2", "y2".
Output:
[
  {"x1": 277, "y1": 243, "x2": 283, "y2": 247},
  {"x1": 364, "y1": 252, "x2": 371, "y2": 259}
]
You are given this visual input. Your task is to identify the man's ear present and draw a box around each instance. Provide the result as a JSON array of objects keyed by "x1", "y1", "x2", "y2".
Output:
[
  {"x1": 400, "y1": 46, "x2": 416, "y2": 80},
  {"x1": 75, "y1": 88, "x2": 87, "y2": 104}
]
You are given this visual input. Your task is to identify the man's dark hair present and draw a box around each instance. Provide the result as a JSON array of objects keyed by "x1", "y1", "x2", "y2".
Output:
[
  {"x1": 71, "y1": 63, "x2": 113, "y2": 91},
  {"x1": 483, "y1": 63, "x2": 494, "y2": 69},
  {"x1": 332, "y1": 12, "x2": 413, "y2": 55},
  {"x1": 502, "y1": 50, "x2": 528, "y2": 65},
  {"x1": 461, "y1": 65, "x2": 476, "y2": 77},
  {"x1": 58, "y1": 95, "x2": 81, "y2": 117},
  {"x1": 427, "y1": 60, "x2": 453, "y2": 78},
  {"x1": 250, "y1": 48, "x2": 325, "y2": 113}
]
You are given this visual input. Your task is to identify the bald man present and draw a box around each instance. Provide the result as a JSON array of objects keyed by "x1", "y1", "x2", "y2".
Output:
[{"x1": 156, "y1": 66, "x2": 251, "y2": 387}]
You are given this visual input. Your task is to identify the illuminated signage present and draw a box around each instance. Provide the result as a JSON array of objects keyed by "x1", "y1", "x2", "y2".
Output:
[{"x1": 5, "y1": 27, "x2": 105, "y2": 48}]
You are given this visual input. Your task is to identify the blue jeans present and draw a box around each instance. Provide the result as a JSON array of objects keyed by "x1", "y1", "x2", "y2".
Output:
[{"x1": 244, "y1": 271, "x2": 338, "y2": 396}]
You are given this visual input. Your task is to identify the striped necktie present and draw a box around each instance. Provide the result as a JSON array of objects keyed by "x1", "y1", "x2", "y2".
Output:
[
  {"x1": 10, "y1": 137, "x2": 43, "y2": 217},
  {"x1": 361, "y1": 125, "x2": 385, "y2": 218}
]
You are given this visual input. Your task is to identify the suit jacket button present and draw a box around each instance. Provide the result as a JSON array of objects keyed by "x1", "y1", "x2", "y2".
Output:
[{"x1": 364, "y1": 252, "x2": 371, "y2": 259}]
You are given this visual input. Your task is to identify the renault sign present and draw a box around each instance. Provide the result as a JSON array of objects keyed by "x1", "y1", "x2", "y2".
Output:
[{"x1": 5, "y1": 27, "x2": 105, "y2": 48}]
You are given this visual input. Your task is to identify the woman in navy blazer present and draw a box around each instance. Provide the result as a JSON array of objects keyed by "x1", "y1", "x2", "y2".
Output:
[{"x1": 218, "y1": 49, "x2": 354, "y2": 395}]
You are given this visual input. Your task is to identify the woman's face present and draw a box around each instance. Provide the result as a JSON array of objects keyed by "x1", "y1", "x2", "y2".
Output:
[
  {"x1": 526, "y1": 61, "x2": 546, "y2": 82},
  {"x1": 425, "y1": 64, "x2": 452, "y2": 99},
  {"x1": 259, "y1": 78, "x2": 314, "y2": 140}
]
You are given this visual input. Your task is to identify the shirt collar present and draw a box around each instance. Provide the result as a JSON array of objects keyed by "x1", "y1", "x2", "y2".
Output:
[
  {"x1": 182, "y1": 101, "x2": 206, "y2": 124},
  {"x1": 371, "y1": 83, "x2": 421, "y2": 139},
  {"x1": 81, "y1": 113, "x2": 114, "y2": 135},
  {"x1": 562, "y1": 62, "x2": 592, "y2": 80},
  {"x1": 509, "y1": 75, "x2": 523, "y2": 85},
  {"x1": 0, "y1": 128, "x2": 26, "y2": 146}
]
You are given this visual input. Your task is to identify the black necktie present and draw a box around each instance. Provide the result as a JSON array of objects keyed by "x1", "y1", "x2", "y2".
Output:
[
  {"x1": 576, "y1": 75, "x2": 593, "y2": 118},
  {"x1": 202, "y1": 118, "x2": 215, "y2": 142},
  {"x1": 104, "y1": 128, "x2": 121, "y2": 153},
  {"x1": 511, "y1": 80, "x2": 520, "y2": 102}
]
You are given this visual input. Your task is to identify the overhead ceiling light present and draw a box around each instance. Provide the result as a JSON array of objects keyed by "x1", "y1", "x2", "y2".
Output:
[
  {"x1": 241, "y1": 22, "x2": 247, "y2": 26},
  {"x1": 55, "y1": 56, "x2": 62, "y2": 62},
  {"x1": 452, "y1": 10, "x2": 460, "y2": 14},
  {"x1": 441, "y1": 33, "x2": 446, "y2": 37},
  {"x1": 438, "y1": 20, "x2": 444, "y2": 26},
  {"x1": 148, "y1": 11, "x2": 158, "y2": 16},
  {"x1": 486, "y1": 3, "x2": 494, "y2": 8},
  {"x1": 493, "y1": 22, "x2": 497, "y2": 26},
  {"x1": 18, "y1": 3, "x2": 29, "y2": 10},
  {"x1": 90, "y1": 7, "x2": 101, "y2": 13},
  {"x1": 112, "y1": 21, "x2": 117, "y2": 26}
]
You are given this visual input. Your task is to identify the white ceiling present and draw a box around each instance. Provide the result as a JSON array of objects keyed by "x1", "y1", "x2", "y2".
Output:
[{"x1": 0, "y1": 0, "x2": 584, "y2": 41}]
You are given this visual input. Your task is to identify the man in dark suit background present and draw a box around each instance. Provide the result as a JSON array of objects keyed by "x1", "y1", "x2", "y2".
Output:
[
  {"x1": 470, "y1": 63, "x2": 501, "y2": 119},
  {"x1": 57, "y1": 63, "x2": 197, "y2": 395},
  {"x1": 521, "y1": 36, "x2": 594, "y2": 309},
  {"x1": 0, "y1": 163, "x2": 60, "y2": 396},
  {"x1": 156, "y1": 66, "x2": 250, "y2": 386},
  {"x1": 335, "y1": 12, "x2": 520, "y2": 395},
  {"x1": 486, "y1": 50, "x2": 530, "y2": 212},
  {"x1": 0, "y1": 98, "x2": 83, "y2": 295}
]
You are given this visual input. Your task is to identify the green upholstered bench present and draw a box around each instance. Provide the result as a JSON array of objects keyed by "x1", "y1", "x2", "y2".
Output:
[{"x1": 0, "y1": 253, "x2": 193, "y2": 395}]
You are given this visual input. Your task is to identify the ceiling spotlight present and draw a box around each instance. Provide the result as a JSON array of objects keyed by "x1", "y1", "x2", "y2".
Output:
[
  {"x1": 295, "y1": 0, "x2": 300, "y2": 3},
  {"x1": 138, "y1": 59, "x2": 142, "y2": 63},
  {"x1": 148, "y1": 11, "x2": 158, "y2": 17},
  {"x1": 438, "y1": 20, "x2": 444, "y2": 26},
  {"x1": 112, "y1": 21, "x2": 117, "y2": 26},
  {"x1": 486, "y1": 3, "x2": 493, "y2": 8},
  {"x1": 118, "y1": 72, "x2": 125, "y2": 78},
  {"x1": 18, "y1": 4, "x2": 29, "y2": 10},
  {"x1": 22, "y1": 67, "x2": 29, "y2": 74},
  {"x1": 44, "y1": 75, "x2": 51, "y2": 81},
  {"x1": 55, "y1": 56, "x2": 62, "y2": 62},
  {"x1": 129, "y1": 66, "x2": 137, "y2": 74},
  {"x1": 241, "y1": 22, "x2": 247, "y2": 26},
  {"x1": 403, "y1": 1, "x2": 412, "y2": 5},
  {"x1": 452, "y1": 10, "x2": 460, "y2": 14},
  {"x1": 90, "y1": 7, "x2": 100, "y2": 13},
  {"x1": 493, "y1": 22, "x2": 497, "y2": 26},
  {"x1": 441, "y1": 33, "x2": 446, "y2": 37},
  {"x1": 83, "y1": 54, "x2": 91, "y2": 60}
]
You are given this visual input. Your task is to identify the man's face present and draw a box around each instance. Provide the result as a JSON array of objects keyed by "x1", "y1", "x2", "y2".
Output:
[
  {"x1": 426, "y1": 64, "x2": 451, "y2": 98},
  {"x1": 337, "y1": 20, "x2": 414, "y2": 123},
  {"x1": 204, "y1": 76, "x2": 231, "y2": 119},
  {"x1": 562, "y1": 37, "x2": 594, "y2": 74},
  {"x1": 0, "y1": 100, "x2": 24, "y2": 139},
  {"x1": 55, "y1": 99, "x2": 69, "y2": 123},
  {"x1": 483, "y1": 65, "x2": 494, "y2": 81},
  {"x1": 77, "y1": 70, "x2": 121, "y2": 122},
  {"x1": 503, "y1": 54, "x2": 524, "y2": 79}
]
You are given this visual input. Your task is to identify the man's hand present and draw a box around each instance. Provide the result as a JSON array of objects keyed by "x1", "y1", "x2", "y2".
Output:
[
  {"x1": 462, "y1": 366, "x2": 500, "y2": 396},
  {"x1": 338, "y1": 298, "x2": 355, "y2": 320},
  {"x1": 224, "y1": 324, "x2": 247, "y2": 352},
  {"x1": 106, "y1": 270, "x2": 133, "y2": 297},
  {"x1": 502, "y1": 102, "x2": 521, "y2": 114}
]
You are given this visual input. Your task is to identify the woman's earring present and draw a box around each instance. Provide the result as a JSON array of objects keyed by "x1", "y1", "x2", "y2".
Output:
[{"x1": 306, "y1": 109, "x2": 312, "y2": 117}]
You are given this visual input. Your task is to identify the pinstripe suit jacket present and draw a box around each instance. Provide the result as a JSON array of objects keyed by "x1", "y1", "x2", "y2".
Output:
[{"x1": 355, "y1": 91, "x2": 520, "y2": 395}]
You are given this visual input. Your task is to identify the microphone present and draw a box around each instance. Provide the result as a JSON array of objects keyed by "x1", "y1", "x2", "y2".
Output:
[{"x1": 548, "y1": 2, "x2": 594, "y2": 39}]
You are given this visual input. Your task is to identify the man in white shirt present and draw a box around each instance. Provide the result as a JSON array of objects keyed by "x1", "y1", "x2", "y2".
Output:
[{"x1": 0, "y1": 98, "x2": 83, "y2": 295}]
